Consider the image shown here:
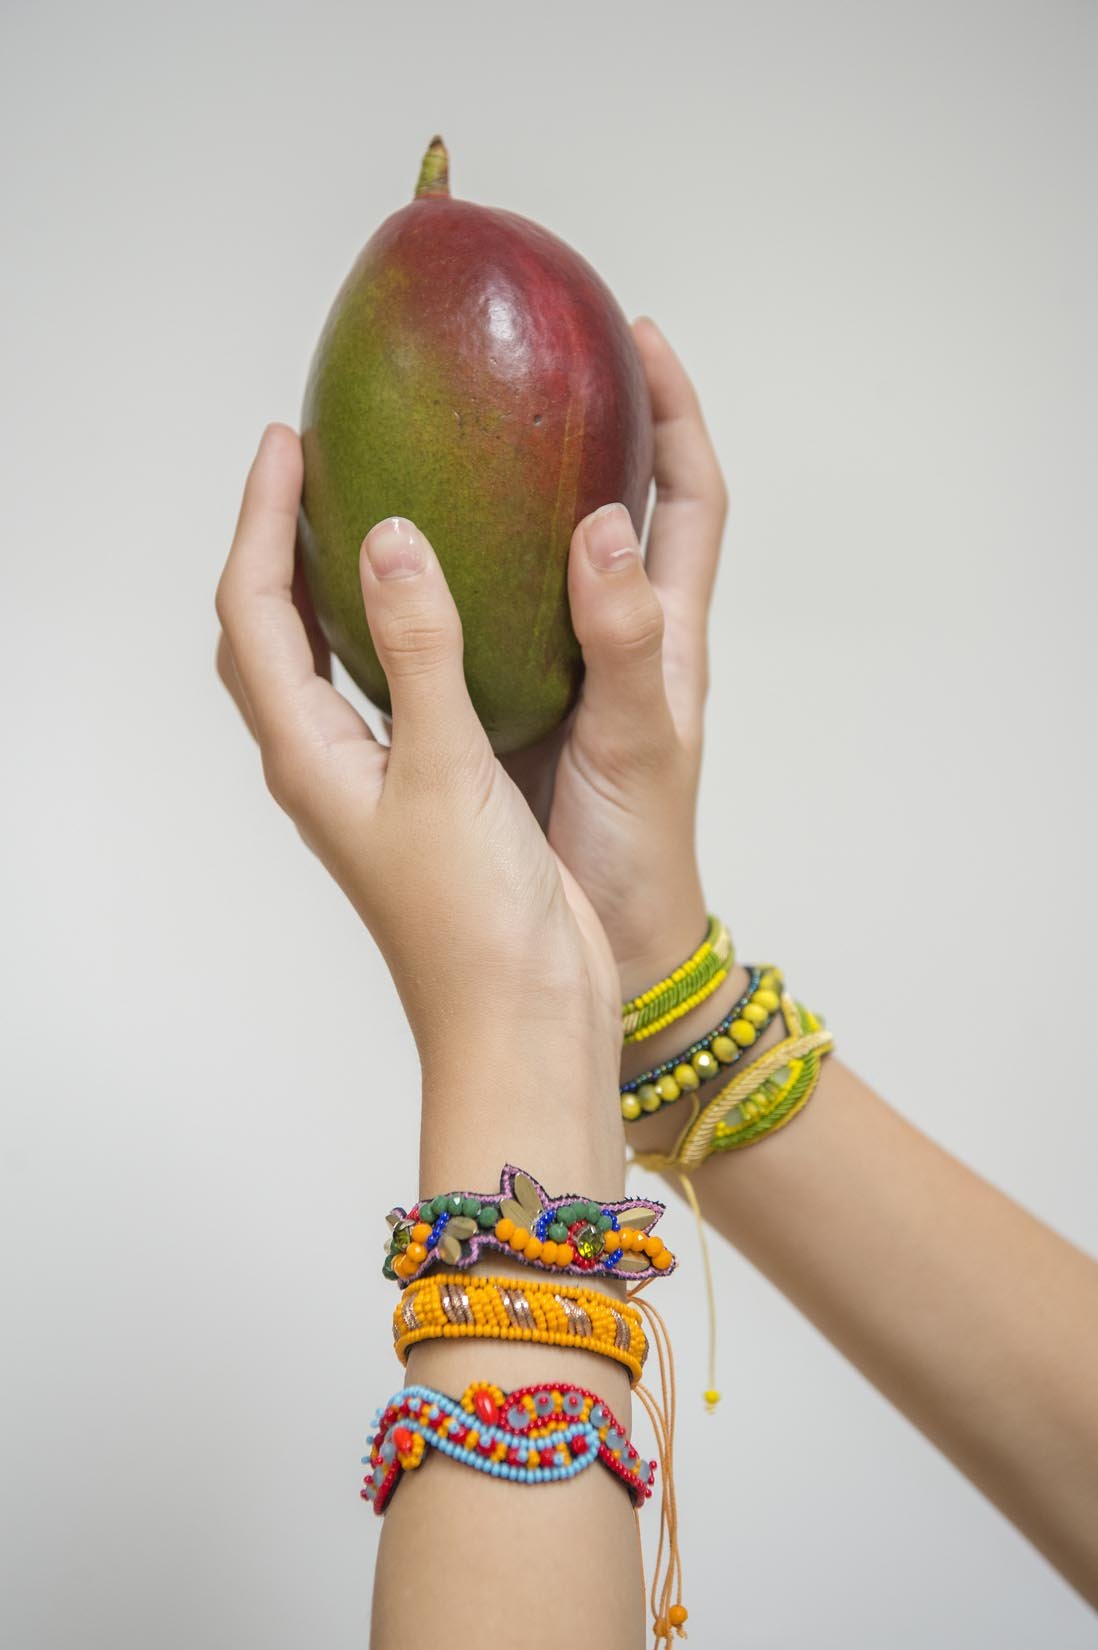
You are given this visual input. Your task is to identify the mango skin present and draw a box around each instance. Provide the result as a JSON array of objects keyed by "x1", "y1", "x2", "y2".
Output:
[{"x1": 299, "y1": 195, "x2": 654, "y2": 752}]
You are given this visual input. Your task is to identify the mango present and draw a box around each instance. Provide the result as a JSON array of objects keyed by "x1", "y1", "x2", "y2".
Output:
[{"x1": 299, "y1": 137, "x2": 654, "y2": 752}]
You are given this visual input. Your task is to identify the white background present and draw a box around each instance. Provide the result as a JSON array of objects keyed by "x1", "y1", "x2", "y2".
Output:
[{"x1": 3, "y1": 1, "x2": 1097, "y2": 1644}]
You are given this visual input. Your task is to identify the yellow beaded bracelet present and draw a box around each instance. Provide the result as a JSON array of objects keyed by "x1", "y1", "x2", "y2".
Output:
[
  {"x1": 393, "y1": 1272, "x2": 649, "y2": 1383},
  {"x1": 621, "y1": 916, "x2": 734, "y2": 1043}
]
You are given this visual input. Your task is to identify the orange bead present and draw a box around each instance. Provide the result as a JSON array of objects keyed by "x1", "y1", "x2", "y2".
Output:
[
  {"x1": 406, "y1": 1241, "x2": 427, "y2": 1264},
  {"x1": 653, "y1": 1250, "x2": 673, "y2": 1270},
  {"x1": 509, "y1": 1227, "x2": 531, "y2": 1251},
  {"x1": 524, "y1": 1237, "x2": 542, "y2": 1262},
  {"x1": 495, "y1": 1218, "x2": 515, "y2": 1242},
  {"x1": 540, "y1": 1241, "x2": 558, "y2": 1265},
  {"x1": 643, "y1": 1235, "x2": 663, "y2": 1258},
  {"x1": 556, "y1": 1244, "x2": 575, "y2": 1266},
  {"x1": 410, "y1": 1223, "x2": 432, "y2": 1245},
  {"x1": 669, "y1": 1605, "x2": 688, "y2": 1626}
]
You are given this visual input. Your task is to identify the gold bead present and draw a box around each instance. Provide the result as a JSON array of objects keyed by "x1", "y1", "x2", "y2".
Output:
[
  {"x1": 654, "y1": 1075, "x2": 680, "y2": 1104},
  {"x1": 621, "y1": 1092, "x2": 642, "y2": 1121},
  {"x1": 711, "y1": 1035, "x2": 737, "y2": 1064},
  {"x1": 691, "y1": 1049, "x2": 719, "y2": 1081},
  {"x1": 673, "y1": 1063, "x2": 700, "y2": 1091},
  {"x1": 638, "y1": 1083, "x2": 662, "y2": 1112}
]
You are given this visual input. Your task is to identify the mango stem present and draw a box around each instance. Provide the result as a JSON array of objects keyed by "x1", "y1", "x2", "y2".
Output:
[{"x1": 414, "y1": 135, "x2": 450, "y2": 199}]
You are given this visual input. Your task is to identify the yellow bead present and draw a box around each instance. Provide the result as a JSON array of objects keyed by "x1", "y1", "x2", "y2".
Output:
[
  {"x1": 673, "y1": 1063, "x2": 700, "y2": 1091},
  {"x1": 524, "y1": 1237, "x2": 542, "y2": 1262},
  {"x1": 655, "y1": 1075, "x2": 680, "y2": 1103},
  {"x1": 742, "y1": 1001, "x2": 769, "y2": 1026},
  {"x1": 653, "y1": 1249, "x2": 673, "y2": 1270},
  {"x1": 704, "y1": 1388, "x2": 721, "y2": 1407},
  {"x1": 410, "y1": 1222, "x2": 432, "y2": 1244},
  {"x1": 755, "y1": 988, "x2": 780, "y2": 1013},
  {"x1": 638, "y1": 1083, "x2": 662, "y2": 1112},
  {"x1": 729, "y1": 1019, "x2": 757, "y2": 1047},
  {"x1": 711, "y1": 1035, "x2": 737, "y2": 1064},
  {"x1": 642, "y1": 1234, "x2": 663, "y2": 1258},
  {"x1": 691, "y1": 1049, "x2": 718, "y2": 1081},
  {"x1": 540, "y1": 1241, "x2": 558, "y2": 1265},
  {"x1": 406, "y1": 1241, "x2": 427, "y2": 1264},
  {"x1": 510, "y1": 1227, "x2": 531, "y2": 1251},
  {"x1": 669, "y1": 1605, "x2": 688, "y2": 1627},
  {"x1": 496, "y1": 1218, "x2": 515, "y2": 1242},
  {"x1": 620, "y1": 1092, "x2": 642, "y2": 1121}
]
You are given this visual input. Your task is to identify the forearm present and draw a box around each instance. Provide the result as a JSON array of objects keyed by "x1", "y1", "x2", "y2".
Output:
[
  {"x1": 628, "y1": 979, "x2": 1098, "y2": 1602},
  {"x1": 371, "y1": 1027, "x2": 646, "y2": 1647}
]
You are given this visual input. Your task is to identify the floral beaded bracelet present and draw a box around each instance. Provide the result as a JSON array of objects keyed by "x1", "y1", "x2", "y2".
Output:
[
  {"x1": 361, "y1": 1380, "x2": 656, "y2": 1512},
  {"x1": 384, "y1": 1166, "x2": 676, "y2": 1284},
  {"x1": 621, "y1": 915, "x2": 734, "y2": 1043},
  {"x1": 620, "y1": 966, "x2": 784, "y2": 1120},
  {"x1": 393, "y1": 1272, "x2": 649, "y2": 1382}
]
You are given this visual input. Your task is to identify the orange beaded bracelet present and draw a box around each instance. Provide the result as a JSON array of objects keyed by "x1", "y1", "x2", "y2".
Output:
[{"x1": 392, "y1": 1272, "x2": 649, "y2": 1382}]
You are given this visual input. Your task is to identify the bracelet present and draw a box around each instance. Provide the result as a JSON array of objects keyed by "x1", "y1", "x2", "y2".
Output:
[
  {"x1": 620, "y1": 965, "x2": 784, "y2": 1120},
  {"x1": 361, "y1": 1380, "x2": 656, "y2": 1512},
  {"x1": 635, "y1": 994, "x2": 835, "y2": 1173},
  {"x1": 621, "y1": 915, "x2": 734, "y2": 1043},
  {"x1": 384, "y1": 1165, "x2": 676, "y2": 1284},
  {"x1": 393, "y1": 1272, "x2": 648, "y2": 1382}
]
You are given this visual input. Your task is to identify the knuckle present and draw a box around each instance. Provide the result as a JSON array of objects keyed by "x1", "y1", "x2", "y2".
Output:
[
  {"x1": 260, "y1": 742, "x2": 312, "y2": 815},
  {"x1": 377, "y1": 609, "x2": 461, "y2": 678},
  {"x1": 602, "y1": 594, "x2": 665, "y2": 663}
]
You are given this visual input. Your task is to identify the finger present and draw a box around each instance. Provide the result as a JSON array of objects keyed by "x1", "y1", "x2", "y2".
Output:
[
  {"x1": 632, "y1": 317, "x2": 728, "y2": 619},
  {"x1": 568, "y1": 502, "x2": 675, "y2": 751},
  {"x1": 359, "y1": 517, "x2": 489, "y2": 775},
  {"x1": 215, "y1": 425, "x2": 376, "y2": 808},
  {"x1": 215, "y1": 631, "x2": 258, "y2": 740}
]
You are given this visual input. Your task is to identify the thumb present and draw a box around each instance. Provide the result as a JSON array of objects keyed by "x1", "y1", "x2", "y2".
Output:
[
  {"x1": 568, "y1": 502, "x2": 676, "y2": 752},
  {"x1": 360, "y1": 516, "x2": 487, "y2": 772}
]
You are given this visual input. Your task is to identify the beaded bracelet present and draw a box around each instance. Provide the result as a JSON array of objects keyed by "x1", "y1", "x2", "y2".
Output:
[
  {"x1": 384, "y1": 1165, "x2": 675, "y2": 1284},
  {"x1": 393, "y1": 1272, "x2": 648, "y2": 1382},
  {"x1": 620, "y1": 965, "x2": 785, "y2": 1120},
  {"x1": 622, "y1": 915, "x2": 734, "y2": 1043},
  {"x1": 635, "y1": 994, "x2": 835, "y2": 1173},
  {"x1": 361, "y1": 1380, "x2": 656, "y2": 1512}
]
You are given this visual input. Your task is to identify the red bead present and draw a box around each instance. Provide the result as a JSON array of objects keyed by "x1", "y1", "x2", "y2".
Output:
[
  {"x1": 392, "y1": 1426, "x2": 413, "y2": 1454},
  {"x1": 477, "y1": 1434, "x2": 494, "y2": 1455},
  {"x1": 572, "y1": 1435, "x2": 589, "y2": 1455},
  {"x1": 507, "y1": 1448, "x2": 522, "y2": 1466},
  {"x1": 450, "y1": 1424, "x2": 467, "y2": 1444},
  {"x1": 473, "y1": 1389, "x2": 500, "y2": 1426}
]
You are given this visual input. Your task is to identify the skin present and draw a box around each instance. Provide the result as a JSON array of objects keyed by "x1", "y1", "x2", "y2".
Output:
[
  {"x1": 217, "y1": 315, "x2": 1098, "y2": 1628},
  {"x1": 216, "y1": 429, "x2": 645, "y2": 1645}
]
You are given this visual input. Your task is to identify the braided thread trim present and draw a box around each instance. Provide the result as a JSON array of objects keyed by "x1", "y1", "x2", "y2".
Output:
[{"x1": 621, "y1": 917, "x2": 734, "y2": 1041}]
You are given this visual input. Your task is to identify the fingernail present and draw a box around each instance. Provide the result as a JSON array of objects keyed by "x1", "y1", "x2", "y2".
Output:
[
  {"x1": 364, "y1": 517, "x2": 427, "y2": 580},
  {"x1": 583, "y1": 502, "x2": 639, "y2": 572}
]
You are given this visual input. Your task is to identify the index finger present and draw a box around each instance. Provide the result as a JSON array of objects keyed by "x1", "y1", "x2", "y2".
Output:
[{"x1": 633, "y1": 317, "x2": 729, "y2": 620}]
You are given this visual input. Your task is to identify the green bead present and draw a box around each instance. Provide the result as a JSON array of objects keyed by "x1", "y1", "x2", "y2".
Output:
[
  {"x1": 597, "y1": 1213, "x2": 613, "y2": 1231},
  {"x1": 418, "y1": 1198, "x2": 437, "y2": 1221},
  {"x1": 382, "y1": 1257, "x2": 397, "y2": 1280},
  {"x1": 548, "y1": 1221, "x2": 568, "y2": 1243},
  {"x1": 477, "y1": 1205, "x2": 499, "y2": 1229},
  {"x1": 461, "y1": 1197, "x2": 480, "y2": 1218},
  {"x1": 448, "y1": 1194, "x2": 465, "y2": 1216},
  {"x1": 585, "y1": 1202, "x2": 601, "y2": 1222}
]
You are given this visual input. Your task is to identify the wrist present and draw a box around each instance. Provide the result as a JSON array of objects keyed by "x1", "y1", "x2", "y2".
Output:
[{"x1": 418, "y1": 1022, "x2": 625, "y2": 1198}]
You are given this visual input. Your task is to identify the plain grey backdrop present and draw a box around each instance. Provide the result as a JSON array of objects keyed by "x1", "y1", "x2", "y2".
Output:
[{"x1": 3, "y1": 1, "x2": 1097, "y2": 1645}]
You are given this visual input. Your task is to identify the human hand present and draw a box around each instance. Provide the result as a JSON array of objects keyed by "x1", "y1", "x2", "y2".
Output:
[
  {"x1": 214, "y1": 426, "x2": 622, "y2": 1137},
  {"x1": 503, "y1": 318, "x2": 729, "y2": 999}
]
